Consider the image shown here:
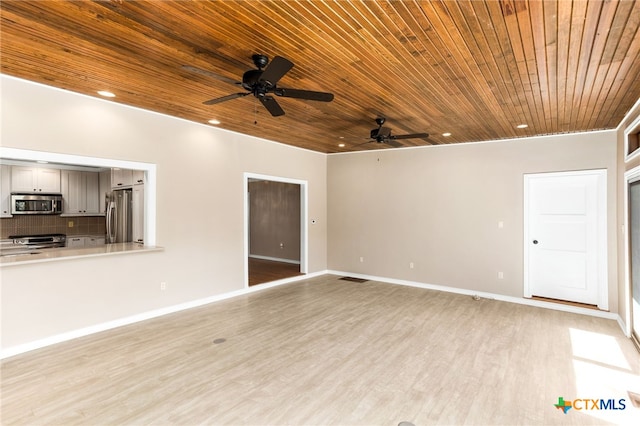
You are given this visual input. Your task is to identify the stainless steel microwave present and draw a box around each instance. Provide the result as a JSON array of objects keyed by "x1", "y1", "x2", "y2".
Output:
[{"x1": 11, "y1": 193, "x2": 63, "y2": 215}]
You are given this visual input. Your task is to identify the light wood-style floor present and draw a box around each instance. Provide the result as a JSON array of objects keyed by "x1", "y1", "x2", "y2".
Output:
[{"x1": 2, "y1": 275, "x2": 639, "y2": 425}]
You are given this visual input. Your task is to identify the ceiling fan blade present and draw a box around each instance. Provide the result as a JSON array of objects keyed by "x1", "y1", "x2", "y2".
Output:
[
  {"x1": 259, "y1": 95, "x2": 285, "y2": 116},
  {"x1": 274, "y1": 88, "x2": 334, "y2": 102},
  {"x1": 203, "y1": 92, "x2": 248, "y2": 105},
  {"x1": 370, "y1": 126, "x2": 392, "y2": 140},
  {"x1": 181, "y1": 65, "x2": 241, "y2": 86},
  {"x1": 386, "y1": 139, "x2": 404, "y2": 148},
  {"x1": 352, "y1": 140, "x2": 374, "y2": 148},
  {"x1": 259, "y1": 56, "x2": 293, "y2": 87},
  {"x1": 423, "y1": 136, "x2": 439, "y2": 145},
  {"x1": 390, "y1": 133, "x2": 430, "y2": 140}
]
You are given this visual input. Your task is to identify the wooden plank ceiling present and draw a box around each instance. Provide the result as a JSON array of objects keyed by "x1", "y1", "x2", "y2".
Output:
[{"x1": 1, "y1": 0, "x2": 639, "y2": 153}]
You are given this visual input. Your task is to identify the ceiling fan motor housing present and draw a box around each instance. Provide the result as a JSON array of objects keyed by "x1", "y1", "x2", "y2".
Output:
[
  {"x1": 251, "y1": 54, "x2": 269, "y2": 69},
  {"x1": 242, "y1": 69, "x2": 267, "y2": 93},
  {"x1": 370, "y1": 126, "x2": 392, "y2": 140}
]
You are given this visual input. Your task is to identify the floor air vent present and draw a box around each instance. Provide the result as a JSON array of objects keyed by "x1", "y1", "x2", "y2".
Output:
[{"x1": 339, "y1": 276, "x2": 369, "y2": 283}]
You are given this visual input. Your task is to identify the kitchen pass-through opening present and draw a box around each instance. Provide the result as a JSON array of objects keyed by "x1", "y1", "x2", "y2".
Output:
[{"x1": 0, "y1": 147, "x2": 156, "y2": 247}]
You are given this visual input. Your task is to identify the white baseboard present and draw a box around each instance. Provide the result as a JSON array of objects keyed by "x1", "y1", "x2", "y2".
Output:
[
  {"x1": 0, "y1": 270, "x2": 327, "y2": 360},
  {"x1": 328, "y1": 270, "x2": 623, "y2": 323},
  {"x1": 617, "y1": 315, "x2": 630, "y2": 337},
  {"x1": 2, "y1": 269, "x2": 624, "y2": 359},
  {"x1": 248, "y1": 254, "x2": 300, "y2": 264}
]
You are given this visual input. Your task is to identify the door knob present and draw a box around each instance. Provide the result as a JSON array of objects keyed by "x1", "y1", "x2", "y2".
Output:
[{"x1": 533, "y1": 240, "x2": 539, "y2": 244}]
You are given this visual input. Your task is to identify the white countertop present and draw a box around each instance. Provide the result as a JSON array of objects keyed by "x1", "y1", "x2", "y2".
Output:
[{"x1": 0, "y1": 243, "x2": 163, "y2": 266}]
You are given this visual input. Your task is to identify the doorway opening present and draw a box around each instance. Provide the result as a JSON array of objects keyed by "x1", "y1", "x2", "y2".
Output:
[{"x1": 244, "y1": 173, "x2": 308, "y2": 287}]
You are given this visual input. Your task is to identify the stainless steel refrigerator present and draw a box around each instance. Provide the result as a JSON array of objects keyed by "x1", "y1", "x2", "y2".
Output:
[{"x1": 106, "y1": 189, "x2": 132, "y2": 243}]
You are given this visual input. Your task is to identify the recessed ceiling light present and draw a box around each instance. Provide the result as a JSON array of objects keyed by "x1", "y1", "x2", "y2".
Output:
[
  {"x1": 338, "y1": 143, "x2": 346, "y2": 148},
  {"x1": 442, "y1": 132, "x2": 451, "y2": 137},
  {"x1": 97, "y1": 90, "x2": 116, "y2": 98},
  {"x1": 516, "y1": 124, "x2": 528, "y2": 129},
  {"x1": 208, "y1": 119, "x2": 221, "y2": 125}
]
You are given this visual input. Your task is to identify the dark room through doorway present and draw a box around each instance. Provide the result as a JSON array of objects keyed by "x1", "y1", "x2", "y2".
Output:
[{"x1": 247, "y1": 177, "x2": 303, "y2": 286}]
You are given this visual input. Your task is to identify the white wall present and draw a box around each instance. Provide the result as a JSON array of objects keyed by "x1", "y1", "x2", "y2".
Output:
[
  {"x1": 327, "y1": 132, "x2": 619, "y2": 311},
  {"x1": 0, "y1": 76, "x2": 327, "y2": 352},
  {"x1": 0, "y1": 74, "x2": 627, "y2": 355}
]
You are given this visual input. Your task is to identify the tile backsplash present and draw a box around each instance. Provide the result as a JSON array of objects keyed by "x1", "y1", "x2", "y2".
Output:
[{"x1": 0, "y1": 216, "x2": 106, "y2": 239}]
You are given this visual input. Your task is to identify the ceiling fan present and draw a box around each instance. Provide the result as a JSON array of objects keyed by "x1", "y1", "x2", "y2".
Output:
[
  {"x1": 182, "y1": 54, "x2": 334, "y2": 117},
  {"x1": 365, "y1": 117, "x2": 432, "y2": 147}
]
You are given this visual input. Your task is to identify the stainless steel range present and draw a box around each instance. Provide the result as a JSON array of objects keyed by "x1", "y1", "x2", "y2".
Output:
[{"x1": 0, "y1": 234, "x2": 66, "y2": 257}]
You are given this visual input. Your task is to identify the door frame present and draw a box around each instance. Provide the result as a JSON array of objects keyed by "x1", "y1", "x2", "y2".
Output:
[
  {"x1": 523, "y1": 169, "x2": 608, "y2": 310},
  {"x1": 243, "y1": 172, "x2": 308, "y2": 288},
  {"x1": 624, "y1": 165, "x2": 640, "y2": 338}
]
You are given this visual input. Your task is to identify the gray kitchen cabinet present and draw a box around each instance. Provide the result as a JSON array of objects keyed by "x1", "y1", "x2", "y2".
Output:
[
  {"x1": 11, "y1": 166, "x2": 60, "y2": 193},
  {"x1": 86, "y1": 236, "x2": 105, "y2": 246},
  {"x1": 61, "y1": 171, "x2": 101, "y2": 215},
  {"x1": 66, "y1": 236, "x2": 86, "y2": 248},
  {"x1": 132, "y1": 184, "x2": 144, "y2": 244},
  {"x1": 85, "y1": 173, "x2": 100, "y2": 213},
  {"x1": 132, "y1": 170, "x2": 145, "y2": 185},
  {"x1": 111, "y1": 168, "x2": 133, "y2": 188},
  {"x1": 99, "y1": 170, "x2": 110, "y2": 214},
  {"x1": 0, "y1": 165, "x2": 12, "y2": 217},
  {"x1": 67, "y1": 236, "x2": 105, "y2": 248}
]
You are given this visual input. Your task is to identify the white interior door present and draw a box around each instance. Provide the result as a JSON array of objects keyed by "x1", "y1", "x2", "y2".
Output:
[{"x1": 524, "y1": 170, "x2": 607, "y2": 307}]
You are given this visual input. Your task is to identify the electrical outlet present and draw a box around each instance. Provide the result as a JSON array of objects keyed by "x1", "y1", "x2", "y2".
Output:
[
  {"x1": 160, "y1": 282, "x2": 167, "y2": 291},
  {"x1": 68, "y1": 221, "x2": 74, "y2": 228},
  {"x1": 409, "y1": 262, "x2": 414, "y2": 269},
  {"x1": 498, "y1": 272, "x2": 504, "y2": 279},
  {"x1": 359, "y1": 256, "x2": 364, "y2": 263}
]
